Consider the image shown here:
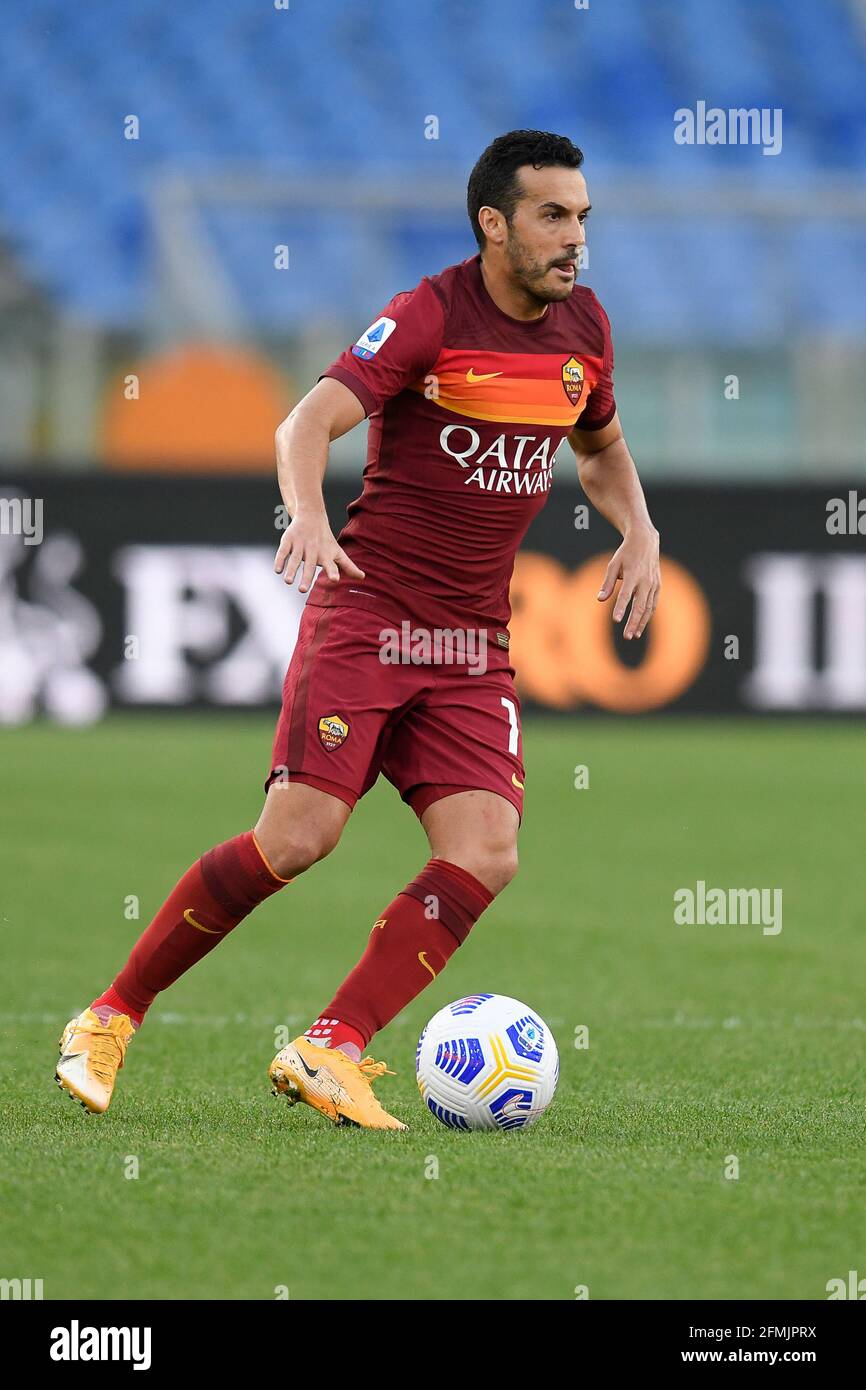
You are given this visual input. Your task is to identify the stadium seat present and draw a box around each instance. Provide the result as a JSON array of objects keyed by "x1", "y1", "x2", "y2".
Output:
[{"x1": 0, "y1": 0, "x2": 863, "y2": 338}]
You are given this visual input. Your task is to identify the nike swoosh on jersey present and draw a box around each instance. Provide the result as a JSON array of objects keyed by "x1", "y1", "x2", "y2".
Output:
[
  {"x1": 466, "y1": 368, "x2": 503, "y2": 382},
  {"x1": 183, "y1": 908, "x2": 221, "y2": 934},
  {"x1": 511, "y1": 773, "x2": 525, "y2": 790}
]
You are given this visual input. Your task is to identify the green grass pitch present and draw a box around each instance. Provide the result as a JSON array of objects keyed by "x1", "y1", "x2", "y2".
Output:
[{"x1": 1, "y1": 714, "x2": 864, "y2": 1301}]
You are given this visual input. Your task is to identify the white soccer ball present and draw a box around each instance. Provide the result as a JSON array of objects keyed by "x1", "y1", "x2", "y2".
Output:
[{"x1": 416, "y1": 994, "x2": 559, "y2": 1131}]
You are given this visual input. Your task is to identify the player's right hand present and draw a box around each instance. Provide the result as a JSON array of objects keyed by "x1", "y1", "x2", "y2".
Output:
[{"x1": 273, "y1": 514, "x2": 365, "y2": 593}]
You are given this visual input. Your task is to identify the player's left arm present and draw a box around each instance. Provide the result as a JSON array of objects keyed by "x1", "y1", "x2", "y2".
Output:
[{"x1": 568, "y1": 412, "x2": 660, "y2": 641}]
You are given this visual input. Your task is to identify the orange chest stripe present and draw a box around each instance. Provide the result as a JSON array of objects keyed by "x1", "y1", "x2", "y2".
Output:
[{"x1": 430, "y1": 347, "x2": 604, "y2": 379}]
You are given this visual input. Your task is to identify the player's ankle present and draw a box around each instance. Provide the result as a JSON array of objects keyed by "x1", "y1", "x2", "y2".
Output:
[
  {"x1": 303, "y1": 1016, "x2": 365, "y2": 1060},
  {"x1": 91, "y1": 986, "x2": 144, "y2": 1029}
]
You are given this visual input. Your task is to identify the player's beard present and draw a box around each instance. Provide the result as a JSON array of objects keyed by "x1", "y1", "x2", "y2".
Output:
[{"x1": 505, "y1": 225, "x2": 577, "y2": 305}]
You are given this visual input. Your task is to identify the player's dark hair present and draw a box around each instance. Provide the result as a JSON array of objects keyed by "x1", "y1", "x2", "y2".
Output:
[{"x1": 467, "y1": 129, "x2": 585, "y2": 252}]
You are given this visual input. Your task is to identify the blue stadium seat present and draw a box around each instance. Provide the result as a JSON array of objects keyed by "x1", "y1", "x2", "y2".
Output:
[{"x1": 0, "y1": 0, "x2": 862, "y2": 336}]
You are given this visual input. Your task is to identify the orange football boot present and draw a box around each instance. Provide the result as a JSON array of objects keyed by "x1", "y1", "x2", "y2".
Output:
[
  {"x1": 269, "y1": 1036, "x2": 407, "y2": 1131},
  {"x1": 55, "y1": 1008, "x2": 134, "y2": 1113}
]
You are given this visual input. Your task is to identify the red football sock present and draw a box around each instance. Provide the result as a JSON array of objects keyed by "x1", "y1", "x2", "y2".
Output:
[
  {"x1": 93, "y1": 832, "x2": 289, "y2": 1022},
  {"x1": 312, "y1": 859, "x2": 493, "y2": 1051},
  {"x1": 90, "y1": 983, "x2": 145, "y2": 1029},
  {"x1": 304, "y1": 1016, "x2": 366, "y2": 1058}
]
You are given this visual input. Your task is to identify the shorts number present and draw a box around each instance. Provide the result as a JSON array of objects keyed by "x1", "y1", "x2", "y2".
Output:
[{"x1": 500, "y1": 697, "x2": 519, "y2": 756}]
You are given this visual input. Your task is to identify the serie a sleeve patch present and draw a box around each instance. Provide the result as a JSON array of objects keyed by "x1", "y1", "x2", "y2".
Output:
[{"x1": 351, "y1": 315, "x2": 398, "y2": 360}]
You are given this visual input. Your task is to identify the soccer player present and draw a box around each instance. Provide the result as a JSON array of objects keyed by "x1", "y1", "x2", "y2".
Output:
[{"x1": 57, "y1": 130, "x2": 660, "y2": 1130}]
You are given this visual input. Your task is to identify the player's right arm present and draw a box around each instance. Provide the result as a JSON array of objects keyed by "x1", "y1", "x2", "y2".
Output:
[
  {"x1": 273, "y1": 377, "x2": 367, "y2": 593},
  {"x1": 275, "y1": 279, "x2": 443, "y2": 593}
]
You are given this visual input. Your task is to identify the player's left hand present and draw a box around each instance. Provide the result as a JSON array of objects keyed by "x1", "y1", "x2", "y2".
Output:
[{"x1": 597, "y1": 526, "x2": 661, "y2": 640}]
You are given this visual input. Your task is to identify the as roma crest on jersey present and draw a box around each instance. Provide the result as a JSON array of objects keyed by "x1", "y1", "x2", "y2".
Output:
[
  {"x1": 318, "y1": 713, "x2": 349, "y2": 751},
  {"x1": 561, "y1": 355, "x2": 585, "y2": 406}
]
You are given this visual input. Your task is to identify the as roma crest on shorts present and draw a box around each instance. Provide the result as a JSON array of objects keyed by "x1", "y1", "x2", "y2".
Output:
[
  {"x1": 318, "y1": 713, "x2": 349, "y2": 752},
  {"x1": 561, "y1": 355, "x2": 585, "y2": 406}
]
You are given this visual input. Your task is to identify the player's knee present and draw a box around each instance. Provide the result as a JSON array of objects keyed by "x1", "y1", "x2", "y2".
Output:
[
  {"x1": 265, "y1": 822, "x2": 341, "y2": 879},
  {"x1": 459, "y1": 841, "x2": 519, "y2": 898},
  {"x1": 487, "y1": 844, "x2": 519, "y2": 897},
  {"x1": 255, "y1": 787, "x2": 348, "y2": 879}
]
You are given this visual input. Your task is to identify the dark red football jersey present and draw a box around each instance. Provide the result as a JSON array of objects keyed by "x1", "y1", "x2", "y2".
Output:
[{"x1": 308, "y1": 252, "x2": 615, "y2": 638}]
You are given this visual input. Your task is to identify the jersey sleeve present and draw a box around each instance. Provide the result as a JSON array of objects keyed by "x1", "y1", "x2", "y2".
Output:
[
  {"x1": 577, "y1": 293, "x2": 617, "y2": 431},
  {"x1": 319, "y1": 278, "x2": 445, "y2": 417}
]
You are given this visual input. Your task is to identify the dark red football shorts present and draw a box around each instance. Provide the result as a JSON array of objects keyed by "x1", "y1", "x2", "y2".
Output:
[{"x1": 266, "y1": 604, "x2": 525, "y2": 821}]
